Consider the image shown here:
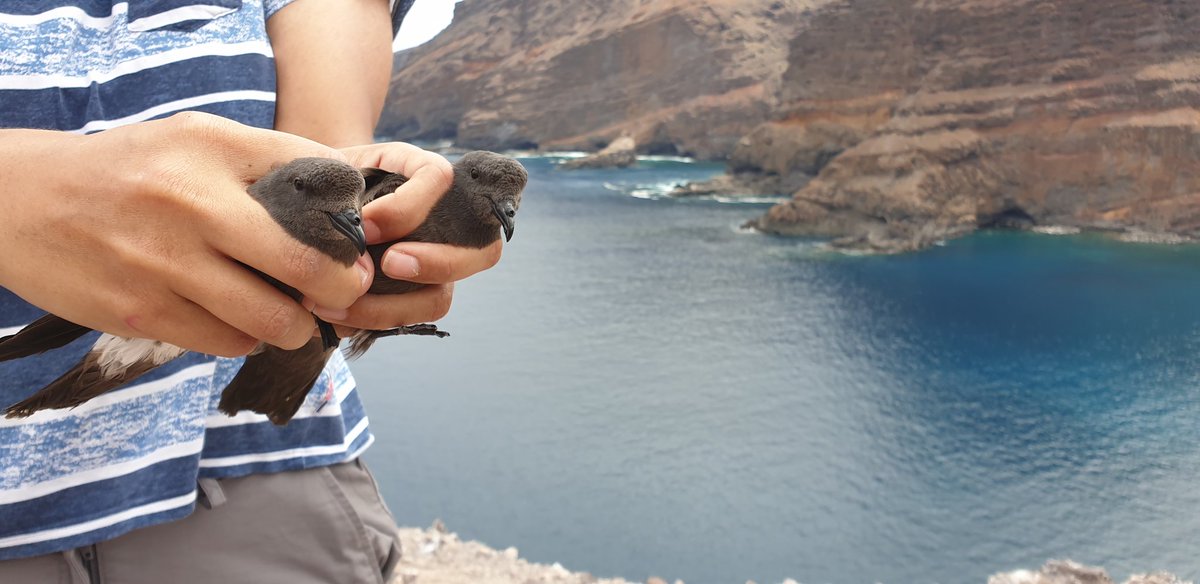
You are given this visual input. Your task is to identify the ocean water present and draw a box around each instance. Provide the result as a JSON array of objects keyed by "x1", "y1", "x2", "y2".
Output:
[{"x1": 357, "y1": 156, "x2": 1200, "y2": 584}]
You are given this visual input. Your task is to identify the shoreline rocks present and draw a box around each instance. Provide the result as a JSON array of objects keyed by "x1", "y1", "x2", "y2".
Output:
[
  {"x1": 668, "y1": 172, "x2": 796, "y2": 200},
  {"x1": 393, "y1": 522, "x2": 1186, "y2": 584},
  {"x1": 989, "y1": 560, "x2": 1190, "y2": 584},
  {"x1": 391, "y1": 521, "x2": 636, "y2": 584},
  {"x1": 560, "y1": 136, "x2": 638, "y2": 170}
]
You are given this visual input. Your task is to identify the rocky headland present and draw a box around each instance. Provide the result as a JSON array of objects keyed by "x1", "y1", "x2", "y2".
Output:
[
  {"x1": 380, "y1": 0, "x2": 815, "y2": 158},
  {"x1": 742, "y1": 0, "x2": 1200, "y2": 251},
  {"x1": 560, "y1": 136, "x2": 638, "y2": 170},
  {"x1": 382, "y1": 0, "x2": 1200, "y2": 252}
]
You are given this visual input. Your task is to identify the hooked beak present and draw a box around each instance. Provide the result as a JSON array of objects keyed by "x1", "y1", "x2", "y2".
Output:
[
  {"x1": 328, "y1": 209, "x2": 367, "y2": 254},
  {"x1": 492, "y1": 199, "x2": 517, "y2": 242}
]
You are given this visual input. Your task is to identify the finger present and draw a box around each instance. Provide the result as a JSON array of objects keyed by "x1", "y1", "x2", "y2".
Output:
[
  {"x1": 204, "y1": 188, "x2": 371, "y2": 310},
  {"x1": 330, "y1": 324, "x2": 359, "y2": 339},
  {"x1": 377, "y1": 240, "x2": 503, "y2": 284},
  {"x1": 135, "y1": 294, "x2": 261, "y2": 358},
  {"x1": 342, "y1": 142, "x2": 448, "y2": 177},
  {"x1": 315, "y1": 283, "x2": 454, "y2": 331},
  {"x1": 170, "y1": 253, "x2": 324, "y2": 350},
  {"x1": 346, "y1": 144, "x2": 454, "y2": 243}
]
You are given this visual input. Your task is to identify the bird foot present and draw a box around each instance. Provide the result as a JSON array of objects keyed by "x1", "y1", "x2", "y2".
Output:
[
  {"x1": 343, "y1": 324, "x2": 450, "y2": 360},
  {"x1": 381, "y1": 324, "x2": 449, "y2": 338}
]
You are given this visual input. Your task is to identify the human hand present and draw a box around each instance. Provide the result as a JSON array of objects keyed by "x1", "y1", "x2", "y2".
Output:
[
  {"x1": 311, "y1": 142, "x2": 505, "y2": 332},
  {"x1": 0, "y1": 112, "x2": 375, "y2": 357}
]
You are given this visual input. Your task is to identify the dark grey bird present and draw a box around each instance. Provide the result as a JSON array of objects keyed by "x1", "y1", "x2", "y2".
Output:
[
  {"x1": 1, "y1": 157, "x2": 369, "y2": 418},
  {"x1": 217, "y1": 151, "x2": 528, "y2": 424}
]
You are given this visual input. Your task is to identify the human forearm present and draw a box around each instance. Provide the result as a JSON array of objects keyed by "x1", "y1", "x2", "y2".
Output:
[{"x1": 268, "y1": 0, "x2": 393, "y2": 147}]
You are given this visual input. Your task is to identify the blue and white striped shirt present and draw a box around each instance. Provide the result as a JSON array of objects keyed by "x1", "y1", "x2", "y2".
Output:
[{"x1": 0, "y1": 0, "x2": 412, "y2": 560}]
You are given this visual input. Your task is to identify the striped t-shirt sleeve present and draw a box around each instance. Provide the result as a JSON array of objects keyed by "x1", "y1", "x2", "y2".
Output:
[{"x1": 267, "y1": 0, "x2": 416, "y2": 36}]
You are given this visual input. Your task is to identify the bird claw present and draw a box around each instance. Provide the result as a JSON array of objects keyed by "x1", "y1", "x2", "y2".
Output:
[{"x1": 383, "y1": 324, "x2": 449, "y2": 338}]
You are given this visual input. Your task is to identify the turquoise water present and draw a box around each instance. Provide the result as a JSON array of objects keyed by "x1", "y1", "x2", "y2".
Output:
[{"x1": 357, "y1": 156, "x2": 1200, "y2": 584}]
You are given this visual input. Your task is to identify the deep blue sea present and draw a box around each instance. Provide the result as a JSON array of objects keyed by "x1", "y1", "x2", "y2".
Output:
[{"x1": 358, "y1": 155, "x2": 1200, "y2": 584}]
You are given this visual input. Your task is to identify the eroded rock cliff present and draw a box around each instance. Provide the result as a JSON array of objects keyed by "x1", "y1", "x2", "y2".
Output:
[
  {"x1": 382, "y1": 0, "x2": 1200, "y2": 251},
  {"x1": 380, "y1": 0, "x2": 826, "y2": 158},
  {"x1": 745, "y1": 0, "x2": 1200, "y2": 251}
]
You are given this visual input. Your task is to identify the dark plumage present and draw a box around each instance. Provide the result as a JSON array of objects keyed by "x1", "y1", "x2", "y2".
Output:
[
  {"x1": 2, "y1": 158, "x2": 368, "y2": 418},
  {"x1": 219, "y1": 151, "x2": 528, "y2": 424}
]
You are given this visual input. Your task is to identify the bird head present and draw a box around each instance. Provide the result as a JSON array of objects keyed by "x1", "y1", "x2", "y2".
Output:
[
  {"x1": 248, "y1": 157, "x2": 368, "y2": 266},
  {"x1": 454, "y1": 151, "x2": 528, "y2": 242}
]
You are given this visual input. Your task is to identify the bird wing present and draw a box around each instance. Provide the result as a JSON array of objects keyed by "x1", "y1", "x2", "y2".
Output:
[
  {"x1": 4, "y1": 348, "x2": 167, "y2": 418},
  {"x1": 0, "y1": 314, "x2": 92, "y2": 361},
  {"x1": 361, "y1": 167, "x2": 410, "y2": 203}
]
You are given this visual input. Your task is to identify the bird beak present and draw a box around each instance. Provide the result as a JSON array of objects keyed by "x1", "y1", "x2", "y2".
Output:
[
  {"x1": 328, "y1": 209, "x2": 367, "y2": 254},
  {"x1": 492, "y1": 199, "x2": 517, "y2": 242}
]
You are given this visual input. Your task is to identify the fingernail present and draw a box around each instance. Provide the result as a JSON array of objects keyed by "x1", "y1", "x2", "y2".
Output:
[
  {"x1": 313, "y1": 306, "x2": 348, "y2": 321},
  {"x1": 383, "y1": 251, "x2": 420, "y2": 279}
]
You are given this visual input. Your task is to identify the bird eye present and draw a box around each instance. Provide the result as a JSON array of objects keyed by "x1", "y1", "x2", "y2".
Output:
[
  {"x1": 470, "y1": 168, "x2": 480, "y2": 180},
  {"x1": 292, "y1": 177, "x2": 305, "y2": 191}
]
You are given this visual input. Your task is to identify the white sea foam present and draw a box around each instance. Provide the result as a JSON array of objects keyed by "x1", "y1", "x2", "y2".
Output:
[
  {"x1": 628, "y1": 181, "x2": 685, "y2": 199},
  {"x1": 600, "y1": 180, "x2": 681, "y2": 199},
  {"x1": 710, "y1": 195, "x2": 789, "y2": 204},
  {"x1": 1032, "y1": 225, "x2": 1083, "y2": 235},
  {"x1": 517, "y1": 151, "x2": 700, "y2": 164},
  {"x1": 537, "y1": 151, "x2": 590, "y2": 160},
  {"x1": 826, "y1": 246, "x2": 876, "y2": 257},
  {"x1": 1117, "y1": 230, "x2": 1192, "y2": 244},
  {"x1": 637, "y1": 155, "x2": 697, "y2": 163},
  {"x1": 608, "y1": 179, "x2": 784, "y2": 204}
]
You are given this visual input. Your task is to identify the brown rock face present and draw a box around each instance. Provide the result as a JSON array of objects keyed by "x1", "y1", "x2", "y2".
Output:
[
  {"x1": 747, "y1": 0, "x2": 1200, "y2": 251},
  {"x1": 560, "y1": 136, "x2": 637, "y2": 170},
  {"x1": 383, "y1": 0, "x2": 1200, "y2": 251},
  {"x1": 380, "y1": 0, "x2": 825, "y2": 157}
]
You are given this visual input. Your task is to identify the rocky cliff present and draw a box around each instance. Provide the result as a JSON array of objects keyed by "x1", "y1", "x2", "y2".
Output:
[
  {"x1": 743, "y1": 0, "x2": 1200, "y2": 251},
  {"x1": 382, "y1": 0, "x2": 1200, "y2": 252},
  {"x1": 380, "y1": 0, "x2": 825, "y2": 159}
]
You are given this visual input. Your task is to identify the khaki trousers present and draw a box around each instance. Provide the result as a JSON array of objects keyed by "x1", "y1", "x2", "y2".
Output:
[{"x1": 0, "y1": 459, "x2": 401, "y2": 584}]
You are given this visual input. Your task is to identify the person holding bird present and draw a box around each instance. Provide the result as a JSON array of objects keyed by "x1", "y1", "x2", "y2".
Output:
[{"x1": 0, "y1": 1, "x2": 506, "y2": 582}]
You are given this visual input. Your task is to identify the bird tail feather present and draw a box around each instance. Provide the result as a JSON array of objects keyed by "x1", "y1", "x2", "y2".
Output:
[
  {"x1": 218, "y1": 339, "x2": 333, "y2": 425},
  {"x1": 344, "y1": 330, "x2": 380, "y2": 360}
]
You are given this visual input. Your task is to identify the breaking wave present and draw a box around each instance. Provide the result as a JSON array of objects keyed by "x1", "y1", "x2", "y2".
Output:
[{"x1": 603, "y1": 180, "x2": 785, "y2": 204}]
